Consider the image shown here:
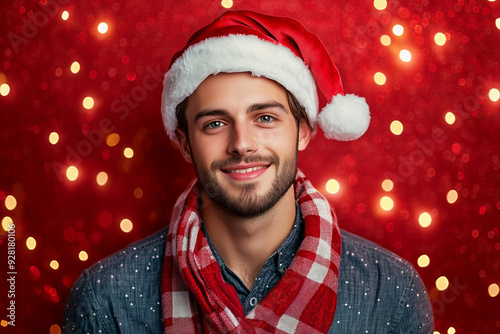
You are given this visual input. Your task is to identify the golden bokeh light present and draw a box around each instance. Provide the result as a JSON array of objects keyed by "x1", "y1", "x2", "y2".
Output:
[
  {"x1": 0, "y1": 83, "x2": 10, "y2": 96},
  {"x1": 5, "y1": 195, "x2": 17, "y2": 210},
  {"x1": 1, "y1": 320, "x2": 8, "y2": 327},
  {"x1": 50, "y1": 324, "x2": 62, "y2": 334},
  {"x1": 82, "y1": 96, "x2": 94, "y2": 109},
  {"x1": 70, "y1": 61, "x2": 80, "y2": 74},
  {"x1": 221, "y1": 0, "x2": 233, "y2": 8},
  {"x1": 380, "y1": 196, "x2": 394, "y2": 211},
  {"x1": 380, "y1": 35, "x2": 391, "y2": 46},
  {"x1": 120, "y1": 219, "x2": 133, "y2": 233},
  {"x1": 489, "y1": 88, "x2": 500, "y2": 102},
  {"x1": 374, "y1": 72, "x2": 386, "y2": 85},
  {"x1": 26, "y1": 237, "x2": 37, "y2": 250},
  {"x1": 96, "y1": 171, "x2": 108, "y2": 186},
  {"x1": 124, "y1": 147, "x2": 134, "y2": 158},
  {"x1": 50, "y1": 260, "x2": 59, "y2": 270},
  {"x1": 417, "y1": 254, "x2": 430, "y2": 268},
  {"x1": 447, "y1": 190, "x2": 458, "y2": 204},
  {"x1": 381, "y1": 179, "x2": 394, "y2": 192},
  {"x1": 49, "y1": 132, "x2": 59, "y2": 145},
  {"x1": 434, "y1": 32, "x2": 447, "y2": 46},
  {"x1": 496, "y1": 18, "x2": 500, "y2": 30},
  {"x1": 390, "y1": 120, "x2": 403, "y2": 135},
  {"x1": 79, "y1": 250, "x2": 89, "y2": 261},
  {"x1": 392, "y1": 24, "x2": 404, "y2": 36},
  {"x1": 66, "y1": 166, "x2": 79, "y2": 181},
  {"x1": 134, "y1": 187, "x2": 144, "y2": 199},
  {"x1": 489, "y1": 283, "x2": 499, "y2": 297},
  {"x1": 2, "y1": 216, "x2": 13, "y2": 232},
  {"x1": 61, "y1": 11, "x2": 69, "y2": 20},
  {"x1": 445, "y1": 112, "x2": 456, "y2": 125},
  {"x1": 373, "y1": 0, "x2": 387, "y2": 10},
  {"x1": 399, "y1": 49, "x2": 412, "y2": 62},
  {"x1": 325, "y1": 179, "x2": 340, "y2": 194},
  {"x1": 419, "y1": 212, "x2": 432, "y2": 227},
  {"x1": 448, "y1": 327, "x2": 456, "y2": 334},
  {"x1": 106, "y1": 133, "x2": 120, "y2": 147},
  {"x1": 436, "y1": 276, "x2": 449, "y2": 291},
  {"x1": 97, "y1": 22, "x2": 109, "y2": 34}
]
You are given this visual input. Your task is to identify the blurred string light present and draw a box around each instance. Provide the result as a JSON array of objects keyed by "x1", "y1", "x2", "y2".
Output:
[
  {"x1": 221, "y1": 0, "x2": 233, "y2": 8},
  {"x1": 434, "y1": 32, "x2": 447, "y2": 46},
  {"x1": 124, "y1": 147, "x2": 134, "y2": 158},
  {"x1": 5, "y1": 195, "x2": 17, "y2": 210},
  {"x1": 120, "y1": 219, "x2": 133, "y2": 233},
  {"x1": 445, "y1": 112, "x2": 456, "y2": 125},
  {"x1": 489, "y1": 283, "x2": 499, "y2": 297},
  {"x1": 374, "y1": 72, "x2": 386, "y2": 85},
  {"x1": 79, "y1": 250, "x2": 89, "y2": 261},
  {"x1": 70, "y1": 61, "x2": 80, "y2": 74},
  {"x1": 392, "y1": 24, "x2": 404, "y2": 36},
  {"x1": 373, "y1": 0, "x2": 387, "y2": 10},
  {"x1": 82, "y1": 96, "x2": 94, "y2": 109},
  {"x1": 325, "y1": 179, "x2": 340, "y2": 194},
  {"x1": 419, "y1": 212, "x2": 432, "y2": 227},
  {"x1": 399, "y1": 49, "x2": 412, "y2": 62},
  {"x1": 0, "y1": 83, "x2": 10, "y2": 96},
  {"x1": 96, "y1": 172, "x2": 108, "y2": 186},
  {"x1": 2, "y1": 216, "x2": 13, "y2": 231},
  {"x1": 447, "y1": 190, "x2": 458, "y2": 204},
  {"x1": 50, "y1": 324, "x2": 61, "y2": 334},
  {"x1": 50, "y1": 260, "x2": 59, "y2": 270},
  {"x1": 417, "y1": 254, "x2": 430, "y2": 268},
  {"x1": 61, "y1": 10, "x2": 69, "y2": 20},
  {"x1": 133, "y1": 187, "x2": 143, "y2": 199},
  {"x1": 436, "y1": 275, "x2": 449, "y2": 291},
  {"x1": 380, "y1": 35, "x2": 391, "y2": 46},
  {"x1": 49, "y1": 132, "x2": 59, "y2": 145},
  {"x1": 97, "y1": 22, "x2": 109, "y2": 34},
  {"x1": 489, "y1": 88, "x2": 500, "y2": 102},
  {"x1": 380, "y1": 196, "x2": 394, "y2": 211},
  {"x1": 26, "y1": 237, "x2": 37, "y2": 250},
  {"x1": 66, "y1": 166, "x2": 79, "y2": 181},
  {"x1": 381, "y1": 179, "x2": 394, "y2": 191},
  {"x1": 106, "y1": 133, "x2": 120, "y2": 147},
  {"x1": 496, "y1": 18, "x2": 500, "y2": 30},
  {"x1": 447, "y1": 327, "x2": 456, "y2": 334},
  {"x1": 390, "y1": 120, "x2": 403, "y2": 135}
]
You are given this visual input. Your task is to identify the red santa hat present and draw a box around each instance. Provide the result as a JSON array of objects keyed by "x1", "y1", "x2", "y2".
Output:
[{"x1": 161, "y1": 10, "x2": 370, "y2": 141}]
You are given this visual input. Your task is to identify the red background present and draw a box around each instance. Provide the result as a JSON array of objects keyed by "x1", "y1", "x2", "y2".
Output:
[{"x1": 1, "y1": 0, "x2": 499, "y2": 332}]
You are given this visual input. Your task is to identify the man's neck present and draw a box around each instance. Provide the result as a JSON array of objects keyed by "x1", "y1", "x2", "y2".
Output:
[{"x1": 201, "y1": 186, "x2": 297, "y2": 290}]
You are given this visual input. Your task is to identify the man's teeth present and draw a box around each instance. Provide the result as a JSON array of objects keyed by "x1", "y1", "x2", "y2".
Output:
[{"x1": 226, "y1": 166, "x2": 266, "y2": 174}]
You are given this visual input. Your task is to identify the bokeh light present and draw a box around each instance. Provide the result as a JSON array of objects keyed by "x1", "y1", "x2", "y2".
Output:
[
  {"x1": 50, "y1": 260, "x2": 59, "y2": 270},
  {"x1": 82, "y1": 96, "x2": 94, "y2": 109},
  {"x1": 447, "y1": 190, "x2": 458, "y2": 204},
  {"x1": 26, "y1": 237, "x2": 37, "y2": 250},
  {"x1": 97, "y1": 22, "x2": 109, "y2": 34},
  {"x1": 445, "y1": 112, "x2": 456, "y2": 125},
  {"x1": 489, "y1": 88, "x2": 500, "y2": 102},
  {"x1": 5, "y1": 195, "x2": 17, "y2": 210},
  {"x1": 134, "y1": 188, "x2": 144, "y2": 199},
  {"x1": 61, "y1": 11, "x2": 69, "y2": 20},
  {"x1": 0, "y1": 83, "x2": 10, "y2": 96},
  {"x1": 434, "y1": 32, "x2": 447, "y2": 46},
  {"x1": 399, "y1": 49, "x2": 412, "y2": 62},
  {"x1": 448, "y1": 327, "x2": 456, "y2": 334},
  {"x1": 221, "y1": 0, "x2": 233, "y2": 8},
  {"x1": 325, "y1": 179, "x2": 340, "y2": 194},
  {"x1": 380, "y1": 35, "x2": 391, "y2": 46},
  {"x1": 106, "y1": 133, "x2": 120, "y2": 147},
  {"x1": 489, "y1": 283, "x2": 499, "y2": 297},
  {"x1": 374, "y1": 72, "x2": 386, "y2": 85},
  {"x1": 70, "y1": 61, "x2": 80, "y2": 74},
  {"x1": 392, "y1": 24, "x2": 404, "y2": 36},
  {"x1": 49, "y1": 132, "x2": 59, "y2": 145},
  {"x1": 381, "y1": 179, "x2": 394, "y2": 192},
  {"x1": 496, "y1": 18, "x2": 500, "y2": 30},
  {"x1": 436, "y1": 276, "x2": 449, "y2": 291},
  {"x1": 120, "y1": 219, "x2": 133, "y2": 233},
  {"x1": 417, "y1": 254, "x2": 430, "y2": 268},
  {"x1": 373, "y1": 0, "x2": 387, "y2": 10},
  {"x1": 96, "y1": 172, "x2": 108, "y2": 186},
  {"x1": 66, "y1": 166, "x2": 79, "y2": 181},
  {"x1": 2, "y1": 216, "x2": 13, "y2": 232},
  {"x1": 419, "y1": 212, "x2": 432, "y2": 227},
  {"x1": 50, "y1": 324, "x2": 61, "y2": 334},
  {"x1": 380, "y1": 196, "x2": 394, "y2": 211},
  {"x1": 390, "y1": 120, "x2": 403, "y2": 135},
  {"x1": 79, "y1": 251, "x2": 89, "y2": 261},
  {"x1": 124, "y1": 147, "x2": 134, "y2": 158}
]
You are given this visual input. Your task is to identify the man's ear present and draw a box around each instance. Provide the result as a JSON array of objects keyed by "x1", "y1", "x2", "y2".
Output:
[
  {"x1": 297, "y1": 121, "x2": 312, "y2": 151},
  {"x1": 175, "y1": 128, "x2": 193, "y2": 163}
]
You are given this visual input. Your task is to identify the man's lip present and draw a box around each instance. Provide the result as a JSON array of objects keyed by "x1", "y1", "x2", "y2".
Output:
[{"x1": 221, "y1": 163, "x2": 270, "y2": 173}]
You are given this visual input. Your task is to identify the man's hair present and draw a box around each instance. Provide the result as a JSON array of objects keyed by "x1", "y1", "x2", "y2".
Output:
[{"x1": 175, "y1": 90, "x2": 311, "y2": 136}]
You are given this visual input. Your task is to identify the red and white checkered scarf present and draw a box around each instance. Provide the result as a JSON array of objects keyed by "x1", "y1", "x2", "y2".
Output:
[{"x1": 161, "y1": 171, "x2": 341, "y2": 333}]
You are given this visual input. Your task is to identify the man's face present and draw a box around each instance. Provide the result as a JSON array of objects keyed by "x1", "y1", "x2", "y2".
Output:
[{"x1": 176, "y1": 72, "x2": 311, "y2": 217}]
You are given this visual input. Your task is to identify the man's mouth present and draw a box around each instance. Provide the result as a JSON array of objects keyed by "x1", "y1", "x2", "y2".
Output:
[{"x1": 222, "y1": 165, "x2": 269, "y2": 174}]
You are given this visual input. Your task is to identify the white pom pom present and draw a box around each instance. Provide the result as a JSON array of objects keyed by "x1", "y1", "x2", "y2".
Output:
[{"x1": 317, "y1": 94, "x2": 370, "y2": 141}]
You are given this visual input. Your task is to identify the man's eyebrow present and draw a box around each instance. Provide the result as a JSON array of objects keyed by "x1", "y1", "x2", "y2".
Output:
[
  {"x1": 194, "y1": 101, "x2": 287, "y2": 122},
  {"x1": 194, "y1": 109, "x2": 229, "y2": 122}
]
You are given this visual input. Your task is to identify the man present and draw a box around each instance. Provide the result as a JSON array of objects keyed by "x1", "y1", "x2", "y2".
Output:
[{"x1": 63, "y1": 11, "x2": 433, "y2": 333}]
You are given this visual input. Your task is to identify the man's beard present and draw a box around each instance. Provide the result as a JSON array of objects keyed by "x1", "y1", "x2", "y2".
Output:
[{"x1": 194, "y1": 151, "x2": 298, "y2": 218}]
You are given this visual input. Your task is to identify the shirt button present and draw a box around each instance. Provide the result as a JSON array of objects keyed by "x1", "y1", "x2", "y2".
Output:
[{"x1": 249, "y1": 297, "x2": 258, "y2": 307}]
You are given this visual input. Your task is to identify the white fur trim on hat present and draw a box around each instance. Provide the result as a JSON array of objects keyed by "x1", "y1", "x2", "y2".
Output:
[{"x1": 161, "y1": 34, "x2": 318, "y2": 142}]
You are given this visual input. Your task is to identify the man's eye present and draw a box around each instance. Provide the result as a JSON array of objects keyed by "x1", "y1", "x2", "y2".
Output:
[
  {"x1": 206, "y1": 120, "x2": 224, "y2": 129},
  {"x1": 259, "y1": 115, "x2": 274, "y2": 122}
]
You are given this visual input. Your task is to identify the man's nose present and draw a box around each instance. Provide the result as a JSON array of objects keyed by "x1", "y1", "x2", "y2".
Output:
[{"x1": 227, "y1": 122, "x2": 258, "y2": 156}]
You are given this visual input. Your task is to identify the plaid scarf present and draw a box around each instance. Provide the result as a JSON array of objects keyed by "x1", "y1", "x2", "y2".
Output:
[{"x1": 161, "y1": 171, "x2": 341, "y2": 333}]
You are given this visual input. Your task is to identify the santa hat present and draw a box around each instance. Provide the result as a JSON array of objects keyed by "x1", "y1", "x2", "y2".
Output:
[{"x1": 161, "y1": 10, "x2": 370, "y2": 141}]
